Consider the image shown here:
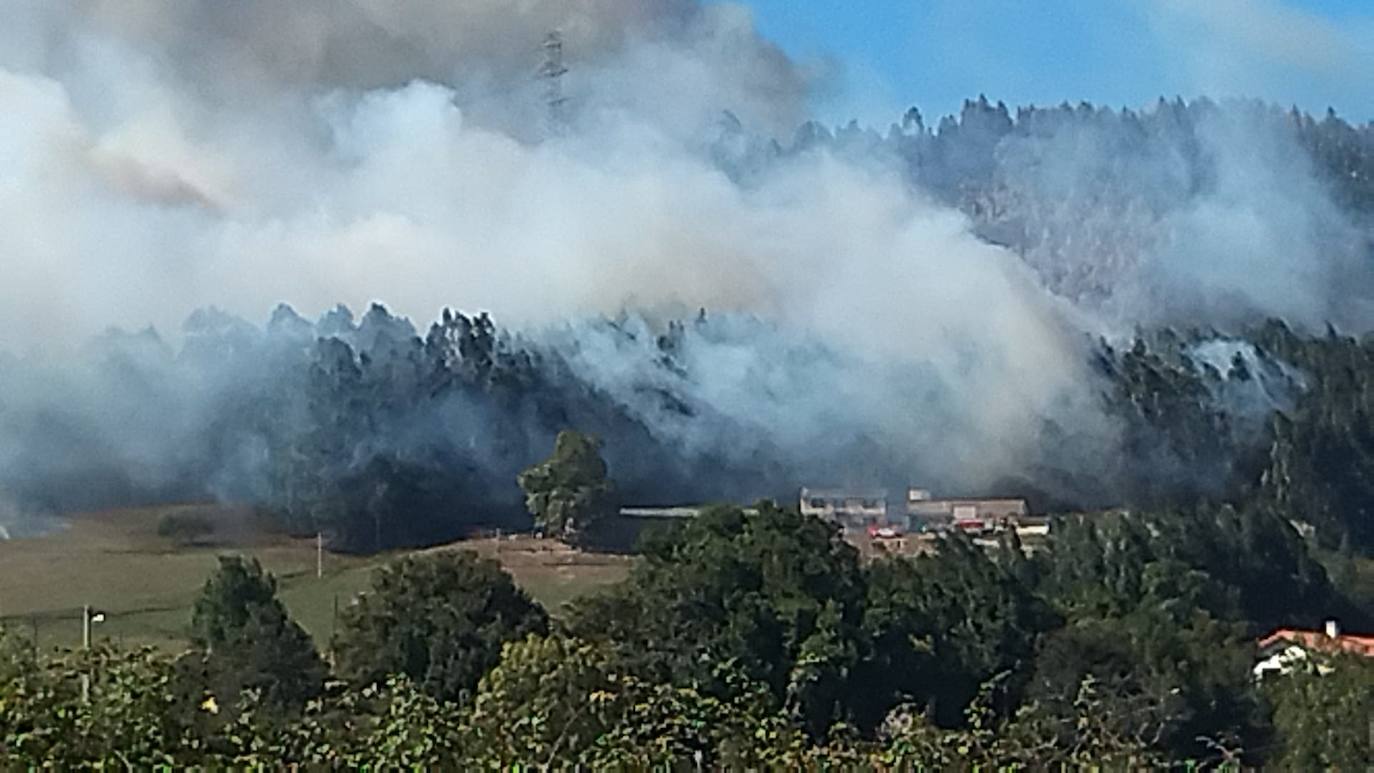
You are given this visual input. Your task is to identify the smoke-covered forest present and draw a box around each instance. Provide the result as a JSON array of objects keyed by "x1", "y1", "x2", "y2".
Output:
[
  {"x1": 3, "y1": 2, "x2": 1373, "y2": 553},
  {"x1": 4, "y1": 2, "x2": 1374, "y2": 767},
  {"x1": 2, "y1": 96, "x2": 1374, "y2": 553}
]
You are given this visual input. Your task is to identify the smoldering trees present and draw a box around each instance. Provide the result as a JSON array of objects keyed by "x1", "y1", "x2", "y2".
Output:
[
  {"x1": 11, "y1": 295, "x2": 1374, "y2": 560},
  {"x1": 790, "y1": 97, "x2": 1374, "y2": 330},
  {"x1": 1252, "y1": 321, "x2": 1374, "y2": 552},
  {"x1": 265, "y1": 305, "x2": 547, "y2": 550},
  {"x1": 1085, "y1": 327, "x2": 1308, "y2": 507},
  {"x1": 253, "y1": 303, "x2": 659, "y2": 551}
]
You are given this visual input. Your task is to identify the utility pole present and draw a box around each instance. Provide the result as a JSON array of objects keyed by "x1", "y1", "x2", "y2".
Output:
[
  {"x1": 81, "y1": 605, "x2": 92, "y2": 703},
  {"x1": 330, "y1": 593, "x2": 339, "y2": 665},
  {"x1": 316, "y1": 531, "x2": 324, "y2": 579},
  {"x1": 81, "y1": 607, "x2": 105, "y2": 653},
  {"x1": 79, "y1": 606, "x2": 106, "y2": 702},
  {"x1": 539, "y1": 30, "x2": 569, "y2": 135}
]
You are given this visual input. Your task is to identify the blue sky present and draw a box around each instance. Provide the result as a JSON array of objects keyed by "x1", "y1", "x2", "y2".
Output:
[{"x1": 734, "y1": 0, "x2": 1374, "y2": 125}]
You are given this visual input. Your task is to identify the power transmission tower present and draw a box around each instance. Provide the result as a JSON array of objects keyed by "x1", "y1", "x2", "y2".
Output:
[{"x1": 539, "y1": 30, "x2": 569, "y2": 135}]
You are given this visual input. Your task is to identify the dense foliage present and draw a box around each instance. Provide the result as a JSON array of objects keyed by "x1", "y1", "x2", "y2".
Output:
[
  {"x1": 565, "y1": 502, "x2": 868, "y2": 736},
  {"x1": 858, "y1": 536, "x2": 1058, "y2": 728},
  {"x1": 1263, "y1": 653, "x2": 1374, "y2": 769},
  {"x1": 1089, "y1": 322, "x2": 1374, "y2": 561},
  {"x1": 333, "y1": 550, "x2": 548, "y2": 702},
  {"x1": 517, "y1": 430, "x2": 615, "y2": 543},
  {"x1": 186, "y1": 556, "x2": 326, "y2": 712},
  {"x1": 1250, "y1": 321, "x2": 1374, "y2": 552},
  {"x1": 0, "y1": 500, "x2": 1368, "y2": 766}
]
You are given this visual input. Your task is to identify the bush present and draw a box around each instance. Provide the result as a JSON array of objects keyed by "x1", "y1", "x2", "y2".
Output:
[
  {"x1": 157, "y1": 511, "x2": 215, "y2": 545},
  {"x1": 333, "y1": 551, "x2": 548, "y2": 703}
]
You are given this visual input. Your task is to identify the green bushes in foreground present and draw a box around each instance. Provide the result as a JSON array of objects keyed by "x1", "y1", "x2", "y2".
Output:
[{"x1": 0, "y1": 503, "x2": 1367, "y2": 767}]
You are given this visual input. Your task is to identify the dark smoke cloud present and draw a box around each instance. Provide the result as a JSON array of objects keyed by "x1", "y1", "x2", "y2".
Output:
[{"x1": 8, "y1": 0, "x2": 809, "y2": 136}]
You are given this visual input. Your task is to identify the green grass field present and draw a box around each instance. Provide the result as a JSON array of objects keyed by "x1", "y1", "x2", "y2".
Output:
[{"x1": 0, "y1": 505, "x2": 632, "y2": 654}]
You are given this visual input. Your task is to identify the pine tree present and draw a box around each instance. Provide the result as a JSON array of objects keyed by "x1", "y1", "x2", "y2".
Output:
[{"x1": 188, "y1": 556, "x2": 325, "y2": 711}]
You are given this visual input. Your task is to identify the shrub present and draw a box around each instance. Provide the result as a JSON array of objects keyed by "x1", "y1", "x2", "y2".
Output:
[{"x1": 157, "y1": 511, "x2": 215, "y2": 545}]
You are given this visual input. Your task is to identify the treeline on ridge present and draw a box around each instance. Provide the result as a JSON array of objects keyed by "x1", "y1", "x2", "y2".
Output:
[{"x1": 6, "y1": 301, "x2": 1374, "y2": 559}]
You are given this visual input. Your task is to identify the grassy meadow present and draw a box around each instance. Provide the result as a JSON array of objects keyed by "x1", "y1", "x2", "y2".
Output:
[{"x1": 0, "y1": 505, "x2": 632, "y2": 654}]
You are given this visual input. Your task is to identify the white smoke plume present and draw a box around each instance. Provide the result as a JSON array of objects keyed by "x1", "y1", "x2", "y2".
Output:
[
  {"x1": 982, "y1": 100, "x2": 1373, "y2": 331},
  {"x1": 0, "y1": 0, "x2": 819, "y2": 344},
  {"x1": 0, "y1": 1, "x2": 1366, "y2": 518}
]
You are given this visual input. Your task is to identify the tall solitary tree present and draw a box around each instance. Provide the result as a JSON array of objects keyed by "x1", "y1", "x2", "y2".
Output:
[{"x1": 517, "y1": 430, "x2": 614, "y2": 544}]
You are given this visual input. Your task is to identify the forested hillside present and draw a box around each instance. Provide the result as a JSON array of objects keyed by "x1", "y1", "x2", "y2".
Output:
[
  {"x1": 2, "y1": 97, "x2": 1374, "y2": 554},
  {"x1": 5, "y1": 0, "x2": 1374, "y2": 765},
  {"x1": 2, "y1": 301, "x2": 1373, "y2": 555},
  {"x1": 762, "y1": 97, "x2": 1374, "y2": 326}
]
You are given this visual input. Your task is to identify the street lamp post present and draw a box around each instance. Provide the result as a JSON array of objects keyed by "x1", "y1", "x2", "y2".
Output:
[
  {"x1": 81, "y1": 605, "x2": 105, "y2": 703},
  {"x1": 81, "y1": 605, "x2": 106, "y2": 649}
]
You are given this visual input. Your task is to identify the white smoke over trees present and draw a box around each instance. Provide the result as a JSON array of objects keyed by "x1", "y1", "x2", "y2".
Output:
[{"x1": 0, "y1": 1, "x2": 1370, "y2": 541}]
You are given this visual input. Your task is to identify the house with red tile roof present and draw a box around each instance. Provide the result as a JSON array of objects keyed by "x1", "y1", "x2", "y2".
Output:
[{"x1": 1254, "y1": 620, "x2": 1374, "y2": 679}]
